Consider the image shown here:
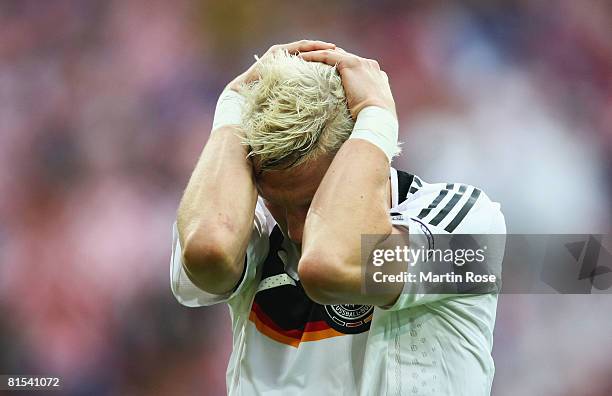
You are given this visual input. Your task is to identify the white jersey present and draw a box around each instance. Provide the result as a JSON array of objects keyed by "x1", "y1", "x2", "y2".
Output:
[{"x1": 170, "y1": 168, "x2": 506, "y2": 396}]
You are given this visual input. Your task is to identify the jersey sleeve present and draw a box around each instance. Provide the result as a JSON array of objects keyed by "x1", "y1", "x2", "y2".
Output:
[
  {"x1": 170, "y1": 199, "x2": 270, "y2": 307},
  {"x1": 383, "y1": 183, "x2": 506, "y2": 311}
]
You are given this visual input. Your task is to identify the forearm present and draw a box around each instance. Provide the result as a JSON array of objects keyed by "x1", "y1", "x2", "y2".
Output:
[
  {"x1": 177, "y1": 126, "x2": 257, "y2": 294},
  {"x1": 300, "y1": 139, "x2": 396, "y2": 304}
]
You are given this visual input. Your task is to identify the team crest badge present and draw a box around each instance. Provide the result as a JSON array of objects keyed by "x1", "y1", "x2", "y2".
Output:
[{"x1": 323, "y1": 304, "x2": 373, "y2": 334}]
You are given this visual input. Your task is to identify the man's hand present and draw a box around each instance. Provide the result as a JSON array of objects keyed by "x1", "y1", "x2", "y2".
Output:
[
  {"x1": 227, "y1": 40, "x2": 337, "y2": 92},
  {"x1": 299, "y1": 48, "x2": 396, "y2": 119}
]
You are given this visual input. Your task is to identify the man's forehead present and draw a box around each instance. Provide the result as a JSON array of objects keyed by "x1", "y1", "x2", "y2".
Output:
[
  {"x1": 257, "y1": 155, "x2": 332, "y2": 183},
  {"x1": 256, "y1": 154, "x2": 333, "y2": 195}
]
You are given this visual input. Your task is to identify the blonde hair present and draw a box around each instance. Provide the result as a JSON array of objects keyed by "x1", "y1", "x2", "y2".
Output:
[{"x1": 239, "y1": 50, "x2": 354, "y2": 171}]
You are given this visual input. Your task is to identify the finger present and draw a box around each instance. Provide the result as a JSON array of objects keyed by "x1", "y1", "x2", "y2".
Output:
[
  {"x1": 278, "y1": 40, "x2": 336, "y2": 54},
  {"x1": 299, "y1": 49, "x2": 355, "y2": 68}
]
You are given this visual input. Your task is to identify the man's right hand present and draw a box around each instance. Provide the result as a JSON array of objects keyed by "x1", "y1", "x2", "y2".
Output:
[
  {"x1": 299, "y1": 48, "x2": 396, "y2": 120},
  {"x1": 227, "y1": 40, "x2": 337, "y2": 91}
]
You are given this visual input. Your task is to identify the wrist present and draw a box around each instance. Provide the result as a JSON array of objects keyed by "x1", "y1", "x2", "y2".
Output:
[
  {"x1": 352, "y1": 100, "x2": 396, "y2": 120},
  {"x1": 348, "y1": 106, "x2": 400, "y2": 162},
  {"x1": 212, "y1": 89, "x2": 245, "y2": 131}
]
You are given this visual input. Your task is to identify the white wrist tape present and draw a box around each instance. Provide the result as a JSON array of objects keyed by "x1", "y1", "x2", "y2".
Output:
[
  {"x1": 349, "y1": 106, "x2": 399, "y2": 162},
  {"x1": 212, "y1": 89, "x2": 245, "y2": 131}
]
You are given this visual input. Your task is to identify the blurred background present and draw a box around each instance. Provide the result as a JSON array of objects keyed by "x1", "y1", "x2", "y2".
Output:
[{"x1": 0, "y1": 0, "x2": 611, "y2": 395}]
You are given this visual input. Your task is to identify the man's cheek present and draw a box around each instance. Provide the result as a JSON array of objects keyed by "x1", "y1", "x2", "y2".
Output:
[{"x1": 264, "y1": 203, "x2": 286, "y2": 228}]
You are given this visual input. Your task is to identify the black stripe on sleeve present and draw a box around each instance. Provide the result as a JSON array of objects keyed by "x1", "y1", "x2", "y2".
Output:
[
  {"x1": 414, "y1": 177, "x2": 423, "y2": 187},
  {"x1": 429, "y1": 192, "x2": 463, "y2": 226},
  {"x1": 444, "y1": 188, "x2": 481, "y2": 233},
  {"x1": 409, "y1": 186, "x2": 419, "y2": 194},
  {"x1": 417, "y1": 189, "x2": 449, "y2": 219},
  {"x1": 458, "y1": 184, "x2": 467, "y2": 193},
  {"x1": 445, "y1": 183, "x2": 454, "y2": 190}
]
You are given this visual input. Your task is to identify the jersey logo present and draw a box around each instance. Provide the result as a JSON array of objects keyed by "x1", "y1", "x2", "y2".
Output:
[{"x1": 323, "y1": 304, "x2": 373, "y2": 334}]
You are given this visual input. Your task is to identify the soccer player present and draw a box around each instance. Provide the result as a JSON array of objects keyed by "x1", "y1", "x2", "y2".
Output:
[{"x1": 171, "y1": 40, "x2": 505, "y2": 395}]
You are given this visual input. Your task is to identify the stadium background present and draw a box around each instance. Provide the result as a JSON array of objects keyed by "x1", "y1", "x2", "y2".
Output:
[{"x1": 0, "y1": 0, "x2": 611, "y2": 394}]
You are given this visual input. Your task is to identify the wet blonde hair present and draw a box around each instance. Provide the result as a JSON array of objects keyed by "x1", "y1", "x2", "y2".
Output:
[{"x1": 239, "y1": 50, "x2": 354, "y2": 171}]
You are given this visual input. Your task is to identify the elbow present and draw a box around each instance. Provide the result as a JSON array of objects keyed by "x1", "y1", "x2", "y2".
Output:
[
  {"x1": 181, "y1": 229, "x2": 242, "y2": 294},
  {"x1": 298, "y1": 252, "x2": 348, "y2": 305},
  {"x1": 182, "y1": 232, "x2": 230, "y2": 271}
]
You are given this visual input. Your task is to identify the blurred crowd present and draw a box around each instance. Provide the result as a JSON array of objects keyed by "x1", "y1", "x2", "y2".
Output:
[{"x1": 0, "y1": 1, "x2": 610, "y2": 395}]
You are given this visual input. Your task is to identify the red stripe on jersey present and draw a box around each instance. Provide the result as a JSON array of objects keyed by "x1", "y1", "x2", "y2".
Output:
[{"x1": 249, "y1": 302, "x2": 346, "y2": 347}]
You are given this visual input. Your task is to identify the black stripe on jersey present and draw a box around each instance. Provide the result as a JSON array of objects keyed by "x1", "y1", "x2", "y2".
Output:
[
  {"x1": 417, "y1": 189, "x2": 450, "y2": 219},
  {"x1": 444, "y1": 188, "x2": 481, "y2": 232},
  {"x1": 396, "y1": 170, "x2": 415, "y2": 201},
  {"x1": 445, "y1": 183, "x2": 454, "y2": 190},
  {"x1": 414, "y1": 177, "x2": 423, "y2": 187},
  {"x1": 429, "y1": 185, "x2": 469, "y2": 226},
  {"x1": 429, "y1": 192, "x2": 462, "y2": 226},
  {"x1": 409, "y1": 186, "x2": 419, "y2": 194}
]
